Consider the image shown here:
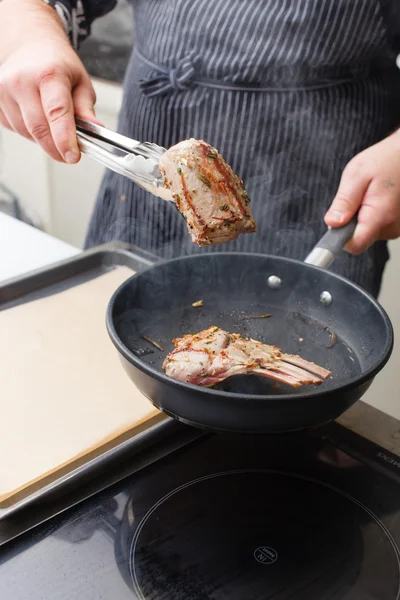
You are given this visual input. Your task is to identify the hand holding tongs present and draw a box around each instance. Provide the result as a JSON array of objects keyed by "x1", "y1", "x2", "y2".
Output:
[{"x1": 75, "y1": 117, "x2": 173, "y2": 201}]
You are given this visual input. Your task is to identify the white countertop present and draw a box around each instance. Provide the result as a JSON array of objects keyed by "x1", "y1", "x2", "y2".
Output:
[{"x1": 0, "y1": 213, "x2": 80, "y2": 283}]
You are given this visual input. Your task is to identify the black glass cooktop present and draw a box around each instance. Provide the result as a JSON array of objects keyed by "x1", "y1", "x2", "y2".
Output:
[{"x1": 1, "y1": 424, "x2": 400, "y2": 599}]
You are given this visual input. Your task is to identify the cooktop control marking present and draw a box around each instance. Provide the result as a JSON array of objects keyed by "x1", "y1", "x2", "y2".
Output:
[{"x1": 254, "y1": 546, "x2": 278, "y2": 564}]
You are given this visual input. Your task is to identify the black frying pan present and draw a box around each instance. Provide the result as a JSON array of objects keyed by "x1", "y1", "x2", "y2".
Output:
[{"x1": 106, "y1": 218, "x2": 393, "y2": 433}]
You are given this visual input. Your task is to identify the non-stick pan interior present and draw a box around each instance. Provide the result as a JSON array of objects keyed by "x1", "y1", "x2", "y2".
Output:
[{"x1": 110, "y1": 253, "x2": 393, "y2": 397}]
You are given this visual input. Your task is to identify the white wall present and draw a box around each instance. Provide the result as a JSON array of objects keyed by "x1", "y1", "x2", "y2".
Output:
[
  {"x1": 363, "y1": 244, "x2": 400, "y2": 417},
  {"x1": 0, "y1": 78, "x2": 399, "y2": 419},
  {"x1": 0, "y1": 78, "x2": 122, "y2": 248}
]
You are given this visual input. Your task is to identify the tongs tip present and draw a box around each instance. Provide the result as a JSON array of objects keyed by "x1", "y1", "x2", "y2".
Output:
[{"x1": 75, "y1": 117, "x2": 174, "y2": 201}]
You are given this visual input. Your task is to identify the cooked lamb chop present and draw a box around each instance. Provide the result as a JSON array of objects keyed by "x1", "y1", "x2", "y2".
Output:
[
  {"x1": 162, "y1": 327, "x2": 331, "y2": 388},
  {"x1": 158, "y1": 139, "x2": 256, "y2": 246}
]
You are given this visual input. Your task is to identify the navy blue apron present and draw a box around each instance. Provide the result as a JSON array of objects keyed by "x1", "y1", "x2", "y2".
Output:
[{"x1": 84, "y1": 0, "x2": 400, "y2": 297}]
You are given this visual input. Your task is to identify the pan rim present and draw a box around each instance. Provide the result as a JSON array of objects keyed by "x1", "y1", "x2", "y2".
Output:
[{"x1": 106, "y1": 252, "x2": 394, "y2": 402}]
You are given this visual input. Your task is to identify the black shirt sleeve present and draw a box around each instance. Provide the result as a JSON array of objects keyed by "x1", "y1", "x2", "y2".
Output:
[{"x1": 43, "y1": 0, "x2": 117, "y2": 49}]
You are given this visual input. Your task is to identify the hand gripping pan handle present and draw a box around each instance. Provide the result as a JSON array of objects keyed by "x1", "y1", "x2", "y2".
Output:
[{"x1": 304, "y1": 216, "x2": 358, "y2": 270}]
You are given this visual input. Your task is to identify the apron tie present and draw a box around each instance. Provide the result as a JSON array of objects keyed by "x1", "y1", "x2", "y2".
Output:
[
  {"x1": 137, "y1": 50, "x2": 367, "y2": 95},
  {"x1": 139, "y1": 52, "x2": 197, "y2": 97}
]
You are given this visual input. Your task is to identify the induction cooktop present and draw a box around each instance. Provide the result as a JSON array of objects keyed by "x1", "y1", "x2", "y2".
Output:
[{"x1": 1, "y1": 420, "x2": 400, "y2": 599}]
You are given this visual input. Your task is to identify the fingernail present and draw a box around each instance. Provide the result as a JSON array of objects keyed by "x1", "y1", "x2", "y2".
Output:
[
  {"x1": 65, "y1": 151, "x2": 79, "y2": 164},
  {"x1": 328, "y1": 210, "x2": 344, "y2": 223}
]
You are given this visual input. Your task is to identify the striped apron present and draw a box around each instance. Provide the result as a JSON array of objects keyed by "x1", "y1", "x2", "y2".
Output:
[{"x1": 85, "y1": 0, "x2": 400, "y2": 297}]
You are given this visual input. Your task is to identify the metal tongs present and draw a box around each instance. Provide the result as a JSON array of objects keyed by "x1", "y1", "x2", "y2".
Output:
[{"x1": 75, "y1": 117, "x2": 173, "y2": 201}]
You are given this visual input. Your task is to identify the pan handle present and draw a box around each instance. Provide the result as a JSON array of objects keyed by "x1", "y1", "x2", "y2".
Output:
[{"x1": 304, "y1": 215, "x2": 357, "y2": 269}]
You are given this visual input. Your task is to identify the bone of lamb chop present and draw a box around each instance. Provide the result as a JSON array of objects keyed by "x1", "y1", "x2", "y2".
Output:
[
  {"x1": 162, "y1": 327, "x2": 331, "y2": 389},
  {"x1": 158, "y1": 139, "x2": 256, "y2": 246}
]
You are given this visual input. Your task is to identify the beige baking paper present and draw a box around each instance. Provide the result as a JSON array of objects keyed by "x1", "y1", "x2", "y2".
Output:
[{"x1": 0, "y1": 267, "x2": 164, "y2": 507}]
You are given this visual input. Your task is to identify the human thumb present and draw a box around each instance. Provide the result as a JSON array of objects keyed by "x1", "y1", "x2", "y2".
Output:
[
  {"x1": 72, "y1": 78, "x2": 103, "y2": 125},
  {"x1": 325, "y1": 165, "x2": 370, "y2": 228}
]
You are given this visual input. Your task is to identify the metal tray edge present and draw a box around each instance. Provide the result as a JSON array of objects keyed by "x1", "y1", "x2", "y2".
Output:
[
  {"x1": 0, "y1": 241, "x2": 168, "y2": 522},
  {"x1": 0, "y1": 418, "x2": 199, "y2": 520},
  {"x1": 0, "y1": 242, "x2": 158, "y2": 301}
]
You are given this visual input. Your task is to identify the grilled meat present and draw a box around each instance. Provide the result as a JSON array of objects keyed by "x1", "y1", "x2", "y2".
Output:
[
  {"x1": 158, "y1": 139, "x2": 256, "y2": 246},
  {"x1": 162, "y1": 327, "x2": 331, "y2": 388}
]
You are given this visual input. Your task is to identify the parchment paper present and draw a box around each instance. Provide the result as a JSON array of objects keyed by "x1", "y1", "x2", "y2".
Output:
[{"x1": 0, "y1": 267, "x2": 164, "y2": 506}]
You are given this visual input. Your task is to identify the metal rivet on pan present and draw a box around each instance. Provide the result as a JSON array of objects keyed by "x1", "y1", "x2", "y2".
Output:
[
  {"x1": 268, "y1": 275, "x2": 281, "y2": 289},
  {"x1": 320, "y1": 291, "x2": 332, "y2": 306}
]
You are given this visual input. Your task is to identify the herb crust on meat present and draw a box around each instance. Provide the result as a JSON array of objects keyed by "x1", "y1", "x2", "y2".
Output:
[{"x1": 159, "y1": 139, "x2": 256, "y2": 246}]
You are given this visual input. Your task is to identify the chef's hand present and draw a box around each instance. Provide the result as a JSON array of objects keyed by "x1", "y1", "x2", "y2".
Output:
[
  {"x1": 324, "y1": 130, "x2": 400, "y2": 254},
  {"x1": 0, "y1": 0, "x2": 99, "y2": 163}
]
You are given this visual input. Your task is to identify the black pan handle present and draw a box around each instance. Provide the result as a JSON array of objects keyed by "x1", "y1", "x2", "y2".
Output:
[{"x1": 304, "y1": 215, "x2": 357, "y2": 270}]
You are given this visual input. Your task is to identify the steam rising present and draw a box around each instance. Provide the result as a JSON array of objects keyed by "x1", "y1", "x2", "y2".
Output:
[{"x1": 84, "y1": 41, "x2": 399, "y2": 300}]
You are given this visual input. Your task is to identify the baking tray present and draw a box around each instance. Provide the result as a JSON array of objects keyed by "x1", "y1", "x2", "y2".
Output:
[
  {"x1": 0, "y1": 242, "x2": 203, "y2": 546},
  {"x1": 0, "y1": 241, "x2": 159, "y2": 308}
]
